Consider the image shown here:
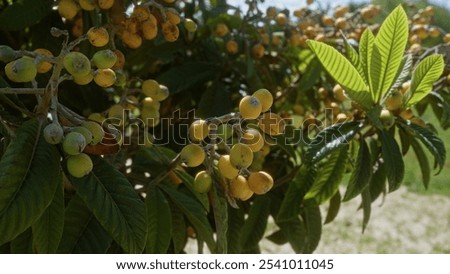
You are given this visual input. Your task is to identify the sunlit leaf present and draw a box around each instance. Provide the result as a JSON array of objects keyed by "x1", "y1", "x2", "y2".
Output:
[
  {"x1": 307, "y1": 40, "x2": 372, "y2": 109},
  {"x1": 406, "y1": 54, "x2": 445, "y2": 107}
]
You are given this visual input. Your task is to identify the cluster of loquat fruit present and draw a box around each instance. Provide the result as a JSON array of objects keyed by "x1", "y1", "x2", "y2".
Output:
[{"x1": 179, "y1": 89, "x2": 286, "y2": 201}]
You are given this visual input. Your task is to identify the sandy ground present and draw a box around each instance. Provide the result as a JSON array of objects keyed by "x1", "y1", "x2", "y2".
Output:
[{"x1": 261, "y1": 187, "x2": 450, "y2": 254}]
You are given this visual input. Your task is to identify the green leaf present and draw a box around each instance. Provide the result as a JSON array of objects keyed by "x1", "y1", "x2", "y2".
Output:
[
  {"x1": 343, "y1": 139, "x2": 372, "y2": 201},
  {"x1": 210, "y1": 186, "x2": 228, "y2": 254},
  {"x1": 160, "y1": 184, "x2": 216, "y2": 253},
  {"x1": 32, "y1": 172, "x2": 64, "y2": 254},
  {"x1": 145, "y1": 185, "x2": 172, "y2": 254},
  {"x1": 279, "y1": 218, "x2": 306, "y2": 254},
  {"x1": 68, "y1": 156, "x2": 147, "y2": 254},
  {"x1": 370, "y1": 5, "x2": 409, "y2": 101},
  {"x1": 307, "y1": 40, "x2": 372, "y2": 109},
  {"x1": 58, "y1": 195, "x2": 112, "y2": 254},
  {"x1": 324, "y1": 191, "x2": 341, "y2": 224},
  {"x1": 406, "y1": 54, "x2": 445, "y2": 107},
  {"x1": 170, "y1": 206, "x2": 187, "y2": 254},
  {"x1": 197, "y1": 81, "x2": 233, "y2": 118},
  {"x1": 369, "y1": 163, "x2": 387, "y2": 203},
  {"x1": 302, "y1": 204, "x2": 322, "y2": 253},
  {"x1": 305, "y1": 146, "x2": 348, "y2": 204},
  {"x1": 10, "y1": 228, "x2": 33, "y2": 254},
  {"x1": 361, "y1": 188, "x2": 371, "y2": 233},
  {"x1": 0, "y1": 0, "x2": 54, "y2": 31},
  {"x1": 227, "y1": 207, "x2": 245, "y2": 254},
  {"x1": 0, "y1": 118, "x2": 60, "y2": 245},
  {"x1": 277, "y1": 165, "x2": 317, "y2": 223},
  {"x1": 266, "y1": 230, "x2": 288, "y2": 245},
  {"x1": 380, "y1": 130, "x2": 404, "y2": 192},
  {"x1": 359, "y1": 28, "x2": 375, "y2": 89},
  {"x1": 156, "y1": 62, "x2": 218, "y2": 94},
  {"x1": 398, "y1": 126, "x2": 411, "y2": 155},
  {"x1": 174, "y1": 170, "x2": 209, "y2": 212},
  {"x1": 305, "y1": 121, "x2": 362, "y2": 164},
  {"x1": 240, "y1": 196, "x2": 270, "y2": 253},
  {"x1": 410, "y1": 139, "x2": 431, "y2": 189},
  {"x1": 342, "y1": 33, "x2": 365, "y2": 80},
  {"x1": 401, "y1": 122, "x2": 446, "y2": 173},
  {"x1": 297, "y1": 57, "x2": 321, "y2": 92},
  {"x1": 388, "y1": 54, "x2": 413, "y2": 94}
]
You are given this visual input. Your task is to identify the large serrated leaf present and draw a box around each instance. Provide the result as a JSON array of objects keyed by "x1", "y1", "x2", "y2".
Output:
[
  {"x1": 146, "y1": 185, "x2": 172, "y2": 254},
  {"x1": 32, "y1": 172, "x2": 64, "y2": 254},
  {"x1": 388, "y1": 54, "x2": 413, "y2": 94},
  {"x1": 0, "y1": 118, "x2": 60, "y2": 245},
  {"x1": 156, "y1": 62, "x2": 218, "y2": 94},
  {"x1": 302, "y1": 205, "x2": 322, "y2": 253},
  {"x1": 160, "y1": 184, "x2": 216, "y2": 253},
  {"x1": 0, "y1": 0, "x2": 54, "y2": 31},
  {"x1": 305, "y1": 121, "x2": 362, "y2": 164},
  {"x1": 380, "y1": 130, "x2": 404, "y2": 192},
  {"x1": 370, "y1": 5, "x2": 409, "y2": 101},
  {"x1": 343, "y1": 139, "x2": 372, "y2": 201},
  {"x1": 278, "y1": 218, "x2": 306, "y2": 254},
  {"x1": 406, "y1": 54, "x2": 445, "y2": 107},
  {"x1": 68, "y1": 156, "x2": 147, "y2": 254},
  {"x1": 307, "y1": 40, "x2": 372, "y2": 109},
  {"x1": 361, "y1": 188, "x2": 371, "y2": 233},
  {"x1": 305, "y1": 146, "x2": 348, "y2": 204},
  {"x1": 342, "y1": 34, "x2": 365, "y2": 80},
  {"x1": 360, "y1": 28, "x2": 375, "y2": 89},
  {"x1": 227, "y1": 207, "x2": 245, "y2": 254},
  {"x1": 324, "y1": 191, "x2": 341, "y2": 224},
  {"x1": 10, "y1": 228, "x2": 33, "y2": 253},
  {"x1": 170, "y1": 206, "x2": 187, "y2": 254},
  {"x1": 277, "y1": 165, "x2": 317, "y2": 223},
  {"x1": 240, "y1": 196, "x2": 270, "y2": 253},
  {"x1": 401, "y1": 122, "x2": 446, "y2": 173},
  {"x1": 58, "y1": 195, "x2": 112, "y2": 254},
  {"x1": 210, "y1": 186, "x2": 228, "y2": 254},
  {"x1": 410, "y1": 139, "x2": 431, "y2": 189}
]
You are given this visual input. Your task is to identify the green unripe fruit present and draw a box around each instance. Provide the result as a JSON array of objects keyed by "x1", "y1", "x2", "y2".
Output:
[
  {"x1": 180, "y1": 144, "x2": 205, "y2": 167},
  {"x1": 239, "y1": 95, "x2": 262, "y2": 120},
  {"x1": 380, "y1": 109, "x2": 395, "y2": 129},
  {"x1": 216, "y1": 124, "x2": 233, "y2": 142},
  {"x1": 252, "y1": 89, "x2": 273, "y2": 112},
  {"x1": 218, "y1": 155, "x2": 239, "y2": 179},
  {"x1": 189, "y1": 119, "x2": 209, "y2": 142},
  {"x1": 193, "y1": 171, "x2": 212, "y2": 193},
  {"x1": 92, "y1": 49, "x2": 117, "y2": 69},
  {"x1": 0, "y1": 45, "x2": 16, "y2": 62},
  {"x1": 73, "y1": 71, "x2": 94, "y2": 85},
  {"x1": 71, "y1": 127, "x2": 93, "y2": 145},
  {"x1": 5, "y1": 57, "x2": 37, "y2": 82},
  {"x1": 142, "y1": 80, "x2": 170, "y2": 101},
  {"x1": 230, "y1": 143, "x2": 254, "y2": 169},
  {"x1": 142, "y1": 97, "x2": 160, "y2": 110},
  {"x1": 82, "y1": 121, "x2": 105, "y2": 145},
  {"x1": 184, "y1": 18, "x2": 197, "y2": 32},
  {"x1": 63, "y1": 131, "x2": 87, "y2": 155},
  {"x1": 43, "y1": 123, "x2": 64, "y2": 144},
  {"x1": 67, "y1": 153, "x2": 93, "y2": 178},
  {"x1": 64, "y1": 52, "x2": 91, "y2": 77}
]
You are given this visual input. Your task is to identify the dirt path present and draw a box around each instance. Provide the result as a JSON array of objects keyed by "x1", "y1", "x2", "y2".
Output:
[{"x1": 261, "y1": 187, "x2": 450, "y2": 253}]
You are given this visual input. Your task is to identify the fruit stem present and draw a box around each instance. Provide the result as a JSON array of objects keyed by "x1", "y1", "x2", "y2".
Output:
[{"x1": 0, "y1": 87, "x2": 45, "y2": 95}]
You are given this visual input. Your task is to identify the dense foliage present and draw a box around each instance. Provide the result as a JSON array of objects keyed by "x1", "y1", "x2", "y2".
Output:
[{"x1": 0, "y1": 0, "x2": 449, "y2": 254}]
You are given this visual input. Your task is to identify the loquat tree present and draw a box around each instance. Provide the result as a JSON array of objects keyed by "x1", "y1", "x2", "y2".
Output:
[{"x1": 0, "y1": 0, "x2": 449, "y2": 254}]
